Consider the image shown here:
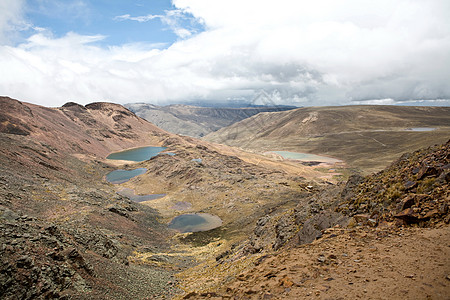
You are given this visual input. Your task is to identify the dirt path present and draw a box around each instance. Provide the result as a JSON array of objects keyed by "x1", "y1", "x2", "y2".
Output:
[{"x1": 193, "y1": 225, "x2": 450, "y2": 299}]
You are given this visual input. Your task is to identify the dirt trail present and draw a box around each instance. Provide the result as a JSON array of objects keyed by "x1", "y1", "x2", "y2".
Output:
[{"x1": 192, "y1": 225, "x2": 450, "y2": 299}]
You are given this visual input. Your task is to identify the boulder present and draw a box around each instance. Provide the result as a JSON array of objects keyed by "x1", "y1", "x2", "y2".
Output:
[{"x1": 394, "y1": 208, "x2": 420, "y2": 223}]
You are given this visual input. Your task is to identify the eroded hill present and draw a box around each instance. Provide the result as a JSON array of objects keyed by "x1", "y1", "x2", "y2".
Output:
[{"x1": 204, "y1": 105, "x2": 450, "y2": 173}]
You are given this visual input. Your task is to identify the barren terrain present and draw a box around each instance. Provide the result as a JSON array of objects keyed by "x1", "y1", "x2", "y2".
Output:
[
  {"x1": 186, "y1": 225, "x2": 449, "y2": 300},
  {"x1": 1, "y1": 97, "x2": 448, "y2": 299}
]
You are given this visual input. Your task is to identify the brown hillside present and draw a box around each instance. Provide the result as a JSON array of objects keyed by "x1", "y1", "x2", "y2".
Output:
[
  {"x1": 0, "y1": 97, "x2": 181, "y2": 298},
  {"x1": 0, "y1": 96, "x2": 170, "y2": 158},
  {"x1": 204, "y1": 105, "x2": 450, "y2": 173}
]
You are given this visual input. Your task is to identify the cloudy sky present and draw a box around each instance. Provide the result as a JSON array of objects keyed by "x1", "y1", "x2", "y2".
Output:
[{"x1": 0, "y1": 0, "x2": 449, "y2": 107}]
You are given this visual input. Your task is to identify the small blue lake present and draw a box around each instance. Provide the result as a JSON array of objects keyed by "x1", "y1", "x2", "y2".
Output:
[
  {"x1": 168, "y1": 213, "x2": 222, "y2": 233},
  {"x1": 106, "y1": 168, "x2": 147, "y2": 184},
  {"x1": 271, "y1": 151, "x2": 341, "y2": 163},
  {"x1": 117, "y1": 188, "x2": 166, "y2": 202},
  {"x1": 405, "y1": 127, "x2": 436, "y2": 132},
  {"x1": 106, "y1": 146, "x2": 167, "y2": 162}
]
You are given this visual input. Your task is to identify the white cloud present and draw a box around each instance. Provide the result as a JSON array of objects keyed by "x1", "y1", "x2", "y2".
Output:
[
  {"x1": 114, "y1": 14, "x2": 161, "y2": 23},
  {"x1": 0, "y1": 0, "x2": 450, "y2": 107}
]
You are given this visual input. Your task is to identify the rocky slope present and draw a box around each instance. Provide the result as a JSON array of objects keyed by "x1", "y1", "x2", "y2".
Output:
[
  {"x1": 178, "y1": 141, "x2": 449, "y2": 298},
  {"x1": 0, "y1": 97, "x2": 169, "y2": 158},
  {"x1": 0, "y1": 97, "x2": 319, "y2": 299},
  {"x1": 0, "y1": 97, "x2": 180, "y2": 298},
  {"x1": 2, "y1": 96, "x2": 449, "y2": 299},
  {"x1": 125, "y1": 103, "x2": 296, "y2": 138},
  {"x1": 190, "y1": 225, "x2": 449, "y2": 299},
  {"x1": 339, "y1": 141, "x2": 449, "y2": 227},
  {"x1": 204, "y1": 105, "x2": 450, "y2": 173}
]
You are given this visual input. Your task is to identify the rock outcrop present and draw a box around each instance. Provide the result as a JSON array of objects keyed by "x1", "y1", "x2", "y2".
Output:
[{"x1": 339, "y1": 140, "x2": 450, "y2": 226}]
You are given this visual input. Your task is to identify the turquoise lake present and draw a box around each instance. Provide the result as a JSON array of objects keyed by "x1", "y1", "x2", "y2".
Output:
[
  {"x1": 168, "y1": 213, "x2": 222, "y2": 233},
  {"x1": 106, "y1": 146, "x2": 167, "y2": 162},
  {"x1": 405, "y1": 127, "x2": 436, "y2": 132},
  {"x1": 105, "y1": 168, "x2": 147, "y2": 184}
]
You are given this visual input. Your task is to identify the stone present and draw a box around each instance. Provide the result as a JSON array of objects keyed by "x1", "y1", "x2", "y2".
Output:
[
  {"x1": 279, "y1": 276, "x2": 294, "y2": 288},
  {"x1": 423, "y1": 209, "x2": 439, "y2": 219},
  {"x1": 296, "y1": 210, "x2": 348, "y2": 245},
  {"x1": 16, "y1": 255, "x2": 33, "y2": 268},
  {"x1": 108, "y1": 207, "x2": 129, "y2": 218},
  {"x1": 216, "y1": 250, "x2": 231, "y2": 262},
  {"x1": 417, "y1": 165, "x2": 439, "y2": 180},
  {"x1": 340, "y1": 175, "x2": 364, "y2": 200},
  {"x1": 367, "y1": 219, "x2": 377, "y2": 227},
  {"x1": 147, "y1": 255, "x2": 170, "y2": 263},
  {"x1": 394, "y1": 208, "x2": 419, "y2": 223},
  {"x1": 404, "y1": 181, "x2": 417, "y2": 190},
  {"x1": 399, "y1": 196, "x2": 415, "y2": 210}
]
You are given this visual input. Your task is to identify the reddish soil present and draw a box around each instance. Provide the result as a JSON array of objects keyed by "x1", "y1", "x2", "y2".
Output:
[{"x1": 191, "y1": 225, "x2": 449, "y2": 299}]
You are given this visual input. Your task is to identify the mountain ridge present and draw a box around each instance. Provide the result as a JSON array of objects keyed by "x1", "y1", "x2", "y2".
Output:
[{"x1": 1, "y1": 96, "x2": 172, "y2": 158}]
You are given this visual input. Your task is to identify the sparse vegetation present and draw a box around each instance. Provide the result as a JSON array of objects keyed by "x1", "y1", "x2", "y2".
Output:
[{"x1": 1, "y1": 97, "x2": 449, "y2": 299}]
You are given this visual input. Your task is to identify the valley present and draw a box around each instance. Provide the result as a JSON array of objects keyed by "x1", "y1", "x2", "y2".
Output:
[
  {"x1": 1, "y1": 97, "x2": 449, "y2": 299},
  {"x1": 125, "y1": 103, "x2": 297, "y2": 138}
]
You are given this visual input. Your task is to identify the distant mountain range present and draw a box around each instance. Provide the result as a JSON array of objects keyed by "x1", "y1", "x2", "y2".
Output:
[{"x1": 125, "y1": 102, "x2": 297, "y2": 137}]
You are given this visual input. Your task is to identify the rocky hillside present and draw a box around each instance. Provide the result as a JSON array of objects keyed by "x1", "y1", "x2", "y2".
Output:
[
  {"x1": 0, "y1": 97, "x2": 180, "y2": 298},
  {"x1": 179, "y1": 140, "x2": 450, "y2": 299},
  {"x1": 339, "y1": 140, "x2": 450, "y2": 226},
  {"x1": 0, "y1": 97, "x2": 171, "y2": 158},
  {"x1": 2, "y1": 97, "x2": 448, "y2": 299},
  {"x1": 0, "y1": 97, "x2": 316, "y2": 299},
  {"x1": 125, "y1": 103, "x2": 296, "y2": 138},
  {"x1": 204, "y1": 105, "x2": 450, "y2": 173}
]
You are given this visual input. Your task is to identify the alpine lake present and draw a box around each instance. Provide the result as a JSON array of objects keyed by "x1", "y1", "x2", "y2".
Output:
[{"x1": 105, "y1": 146, "x2": 223, "y2": 233}]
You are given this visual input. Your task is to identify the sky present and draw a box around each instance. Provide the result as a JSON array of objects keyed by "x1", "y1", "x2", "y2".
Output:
[{"x1": 0, "y1": 0, "x2": 449, "y2": 107}]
